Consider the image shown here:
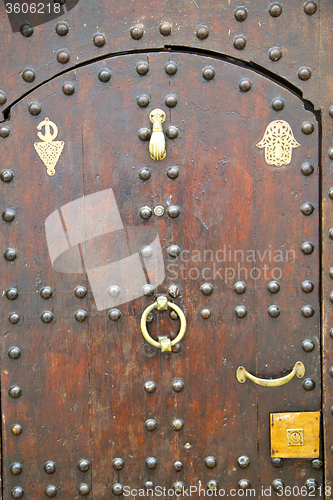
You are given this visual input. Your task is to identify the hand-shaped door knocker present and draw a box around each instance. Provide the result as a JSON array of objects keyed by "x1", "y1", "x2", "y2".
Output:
[
  {"x1": 149, "y1": 109, "x2": 166, "y2": 161},
  {"x1": 140, "y1": 296, "x2": 186, "y2": 352}
]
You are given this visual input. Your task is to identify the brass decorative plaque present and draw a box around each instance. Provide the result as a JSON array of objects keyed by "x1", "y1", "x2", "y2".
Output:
[{"x1": 270, "y1": 412, "x2": 320, "y2": 458}]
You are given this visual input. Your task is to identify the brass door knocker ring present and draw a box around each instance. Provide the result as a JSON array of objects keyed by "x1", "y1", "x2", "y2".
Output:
[{"x1": 140, "y1": 296, "x2": 186, "y2": 352}]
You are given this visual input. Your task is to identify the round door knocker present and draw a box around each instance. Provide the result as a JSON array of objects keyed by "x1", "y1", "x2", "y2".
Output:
[{"x1": 140, "y1": 296, "x2": 186, "y2": 352}]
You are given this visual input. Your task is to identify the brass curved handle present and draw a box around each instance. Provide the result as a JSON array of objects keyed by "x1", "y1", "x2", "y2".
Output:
[
  {"x1": 140, "y1": 296, "x2": 186, "y2": 352},
  {"x1": 236, "y1": 362, "x2": 305, "y2": 387}
]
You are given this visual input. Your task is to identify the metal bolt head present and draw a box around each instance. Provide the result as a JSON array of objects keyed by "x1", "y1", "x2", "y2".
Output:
[
  {"x1": 138, "y1": 128, "x2": 151, "y2": 141},
  {"x1": 11, "y1": 424, "x2": 22, "y2": 435},
  {"x1": 10, "y1": 462, "x2": 22, "y2": 475},
  {"x1": 205, "y1": 456, "x2": 217, "y2": 469},
  {"x1": 237, "y1": 456, "x2": 250, "y2": 468},
  {"x1": 269, "y1": 3, "x2": 282, "y2": 17},
  {"x1": 300, "y1": 202, "x2": 314, "y2": 215},
  {"x1": 268, "y1": 305, "x2": 280, "y2": 318},
  {"x1": 235, "y1": 305, "x2": 248, "y2": 319},
  {"x1": 302, "y1": 121, "x2": 314, "y2": 134},
  {"x1": 112, "y1": 458, "x2": 125, "y2": 471},
  {"x1": 207, "y1": 480, "x2": 218, "y2": 490},
  {"x1": 108, "y1": 285, "x2": 121, "y2": 298},
  {"x1": 0, "y1": 90, "x2": 7, "y2": 106},
  {"x1": 239, "y1": 79, "x2": 252, "y2": 92},
  {"x1": 130, "y1": 25, "x2": 143, "y2": 40},
  {"x1": 74, "y1": 309, "x2": 87, "y2": 322},
  {"x1": 11, "y1": 487, "x2": 24, "y2": 499},
  {"x1": 234, "y1": 281, "x2": 246, "y2": 294},
  {"x1": 1, "y1": 169, "x2": 14, "y2": 182},
  {"x1": 93, "y1": 33, "x2": 106, "y2": 47},
  {"x1": 57, "y1": 49, "x2": 70, "y2": 64},
  {"x1": 98, "y1": 68, "x2": 111, "y2": 83},
  {"x1": 146, "y1": 457, "x2": 158, "y2": 470},
  {"x1": 167, "y1": 205, "x2": 180, "y2": 218},
  {"x1": 173, "y1": 460, "x2": 183, "y2": 472},
  {"x1": 112, "y1": 483, "x2": 123, "y2": 496},
  {"x1": 301, "y1": 241, "x2": 314, "y2": 255},
  {"x1": 28, "y1": 102, "x2": 41, "y2": 116},
  {"x1": 272, "y1": 98, "x2": 284, "y2": 111},
  {"x1": 200, "y1": 283, "x2": 214, "y2": 295},
  {"x1": 44, "y1": 461, "x2": 56, "y2": 474},
  {"x1": 40, "y1": 286, "x2": 53, "y2": 299},
  {"x1": 167, "y1": 166, "x2": 179, "y2": 179},
  {"x1": 172, "y1": 379, "x2": 184, "y2": 392},
  {"x1": 302, "y1": 378, "x2": 315, "y2": 391},
  {"x1": 9, "y1": 312, "x2": 20, "y2": 324},
  {"x1": 9, "y1": 386, "x2": 21, "y2": 399},
  {"x1": 196, "y1": 25, "x2": 209, "y2": 39},
  {"x1": 168, "y1": 284, "x2": 181, "y2": 298},
  {"x1": 304, "y1": 1, "x2": 317, "y2": 15},
  {"x1": 141, "y1": 246, "x2": 153, "y2": 258},
  {"x1": 160, "y1": 22, "x2": 172, "y2": 36},
  {"x1": 22, "y1": 68, "x2": 35, "y2": 82},
  {"x1": 55, "y1": 21, "x2": 69, "y2": 36},
  {"x1": 234, "y1": 7, "x2": 248, "y2": 21},
  {"x1": 174, "y1": 482, "x2": 184, "y2": 495},
  {"x1": 201, "y1": 308, "x2": 212, "y2": 319},
  {"x1": 238, "y1": 479, "x2": 251, "y2": 490},
  {"x1": 165, "y1": 94, "x2": 178, "y2": 108},
  {"x1": 6, "y1": 287, "x2": 18, "y2": 300},
  {"x1": 142, "y1": 284, "x2": 154, "y2": 297},
  {"x1": 3, "y1": 208, "x2": 17, "y2": 223},
  {"x1": 329, "y1": 106, "x2": 333, "y2": 118},
  {"x1": 172, "y1": 418, "x2": 184, "y2": 431},
  {"x1": 20, "y1": 22, "x2": 33, "y2": 37},
  {"x1": 269, "y1": 47, "x2": 282, "y2": 61},
  {"x1": 330, "y1": 268, "x2": 333, "y2": 279},
  {"x1": 74, "y1": 285, "x2": 87, "y2": 298},
  {"x1": 145, "y1": 481, "x2": 154, "y2": 489},
  {"x1": 41, "y1": 310, "x2": 54, "y2": 323},
  {"x1": 0, "y1": 125, "x2": 10, "y2": 137},
  {"x1": 311, "y1": 459, "x2": 323, "y2": 470},
  {"x1": 4, "y1": 247, "x2": 17, "y2": 261},
  {"x1": 202, "y1": 66, "x2": 216, "y2": 81},
  {"x1": 154, "y1": 205, "x2": 165, "y2": 216},
  {"x1": 165, "y1": 62, "x2": 178, "y2": 76},
  {"x1": 167, "y1": 245, "x2": 181, "y2": 258},
  {"x1": 302, "y1": 305, "x2": 314, "y2": 317},
  {"x1": 139, "y1": 167, "x2": 151, "y2": 180},
  {"x1": 267, "y1": 281, "x2": 280, "y2": 294},
  {"x1": 271, "y1": 457, "x2": 283, "y2": 468},
  {"x1": 147, "y1": 312, "x2": 154, "y2": 323},
  {"x1": 301, "y1": 280, "x2": 314, "y2": 293},
  {"x1": 329, "y1": 148, "x2": 333, "y2": 160},
  {"x1": 145, "y1": 419, "x2": 157, "y2": 431},
  {"x1": 144, "y1": 381, "x2": 156, "y2": 394},
  {"x1": 233, "y1": 35, "x2": 247, "y2": 50},
  {"x1": 78, "y1": 483, "x2": 90, "y2": 496},
  {"x1": 78, "y1": 459, "x2": 90, "y2": 472},
  {"x1": 62, "y1": 82, "x2": 75, "y2": 95},
  {"x1": 137, "y1": 95, "x2": 150, "y2": 108},
  {"x1": 306, "y1": 478, "x2": 318, "y2": 488},
  {"x1": 166, "y1": 126, "x2": 179, "y2": 139},
  {"x1": 8, "y1": 347, "x2": 21, "y2": 360},
  {"x1": 136, "y1": 61, "x2": 149, "y2": 76},
  {"x1": 272, "y1": 479, "x2": 284, "y2": 491},
  {"x1": 302, "y1": 340, "x2": 315, "y2": 352},
  {"x1": 45, "y1": 485, "x2": 57, "y2": 498},
  {"x1": 301, "y1": 162, "x2": 314, "y2": 176}
]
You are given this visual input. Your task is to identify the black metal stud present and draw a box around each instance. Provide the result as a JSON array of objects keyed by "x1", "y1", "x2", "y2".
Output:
[
  {"x1": 141, "y1": 246, "x2": 153, "y2": 259},
  {"x1": 200, "y1": 283, "x2": 213, "y2": 295},
  {"x1": 1, "y1": 169, "x2": 14, "y2": 182},
  {"x1": 112, "y1": 458, "x2": 125, "y2": 471},
  {"x1": 330, "y1": 268, "x2": 333, "y2": 279},
  {"x1": 11, "y1": 487, "x2": 24, "y2": 499},
  {"x1": 201, "y1": 308, "x2": 212, "y2": 319},
  {"x1": 302, "y1": 121, "x2": 314, "y2": 134},
  {"x1": 301, "y1": 162, "x2": 314, "y2": 176},
  {"x1": 41, "y1": 311, "x2": 54, "y2": 323},
  {"x1": 168, "y1": 284, "x2": 181, "y2": 298},
  {"x1": 138, "y1": 128, "x2": 151, "y2": 141},
  {"x1": 93, "y1": 33, "x2": 106, "y2": 47},
  {"x1": 207, "y1": 480, "x2": 218, "y2": 490},
  {"x1": 9, "y1": 313, "x2": 20, "y2": 324},
  {"x1": 165, "y1": 94, "x2": 178, "y2": 108},
  {"x1": 57, "y1": 49, "x2": 70, "y2": 64},
  {"x1": 301, "y1": 305, "x2": 314, "y2": 317},
  {"x1": 300, "y1": 202, "x2": 314, "y2": 215},
  {"x1": 139, "y1": 168, "x2": 151, "y2": 181},
  {"x1": 234, "y1": 7, "x2": 248, "y2": 21},
  {"x1": 330, "y1": 367, "x2": 333, "y2": 377},
  {"x1": 0, "y1": 125, "x2": 10, "y2": 137},
  {"x1": 108, "y1": 285, "x2": 121, "y2": 298},
  {"x1": 234, "y1": 35, "x2": 247, "y2": 49},
  {"x1": 303, "y1": 378, "x2": 315, "y2": 391},
  {"x1": 144, "y1": 381, "x2": 156, "y2": 394},
  {"x1": 272, "y1": 98, "x2": 284, "y2": 111},
  {"x1": 20, "y1": 22, "x2": 33, "y2": 37},
  {"x1": 165, "y1": 62, "x2": 178, "y2": 76},
  {"x1": 306, "y1": 478, "x2": 318, "y2": 488},
  {"x1": 166, "y1": 126, "x2": 179, "y2": 139},
  {"x1": 234, "y1": 281, "x2": 246, "y2": 294},
  {"x1": 174, "y1": 482, "x2": 184, "y2": 494},
  {"x1": 235, "y1": 305, "x2": 247, "y2": 319},
  {"x1": 302, "y1": 340, "x2": 315, "y2": 352},
  {"x1": 330, "y1": 328, "x2": 333, "y2": 339},
  {"x1": 137, "y1": 95, "x2": 150, "y2": 108},
  {"x1": 55, "y1": 21, "x2": 69, "y2": 36},
  {"x1": 45, "y1": 485, "x2": 57, "y2": 498},
  {"x1": 304, "y1": 1, "x2": 317, "y2": 14},
  {"x1": 269, "y1": 47, "x2": 282, "y2": 61},
  {"x1": 329, "y1": 229, "x2": 333, "y2": 241},
  {"x1": 130, "y1": 25, "x2": 143, "y2": 40},
  {"x1": 196, "y1": 25, "x2": 209, "y2": 39},
  {"x1": 271, "y1": 457, "x2": 283, "y2": 468},
  {"x1": 78, "y1": 484, "x2": 90, "y2": 496},
  {"x1": 136, "y1": 61, "x2": 149, "y2": 76},
  {"x1": 173, "y1": 460, "x2": 183, "y2": 472},
  {"x1": 62, "y1": 82, "x2": 75, "y2": 95},
  {"x1": 8, "y1": 347, "x2": 21, "y2": 360},
  {"x1": 311, "y1": 459, "x2": 323, "y2": 470},
  {"x1": 77, "y1": 459, "x2": 90, "y2": 472},
  {"x1": 238, "y1": 479, "x2": 251, "y2": 490},
  {"x1": 112, "y1": 484, "x2": 123, "y2": 496},
  {"x1": 301, "y1": 280, "x2": 314, "y2": 293},
  {"x1": 75, "y1": 309, "x2": 87, "y2": 322},
  {"x1": 139, "y1": 206, "x2": 152, "y2": 220},
  {"x1": 0, "y1": 90, "x2": 7, "y2": 105},
  {"x1": 172, "y1": 380, "x2": 184, "y2": 392},
  {"x1": 272, "y1": 479, "x2": 284, "y2": 491},
  {"x1": 329, "y1": 148, "x2": 333, "y2": 160},
  {"x1": 22, "y1": 68, "x2": 35, "y2": 82},
  {"x1": 10, "y1": 462, "x2": 22, "y2": 475},
  {"x1": 142, "y1": 284, "x2": 154, "y2": 297},
  {"x1": 160, "y1": 22, "x2": 172, "y2": 36},
  {"x1": 239, "y1": 79, "x2": 252, "y2": 92},
  {"x1": 9, "y1": 386, "x2": 21, "y2": 399},
  {"x1": 167, "y1": 166, "x2": 179, "y2": 179},
  {"x1": 98, "y1": 68, "x2": 111, "y2": 83},
  {"x1": 40, "y1": 286, "x2": 53, "y2": 299},
  {"x1": 144, "y1": 481, "x2": 154, "y2": 490},
  {"x1": 145, "y1": 457, "x2": 158, "y2": 470},
  {"x1": 269, "y1": 3, "x2": 282, "y2": 17},
  {"x1": 167, "y1": 205, "x2": 180, "y2": 218},
  {"x1": 172, "y1": 418, "x2": 184, "y2": 431},
  {"x1": 145, "y1": 419, "x2": 157, "y2": 431},
  {"x1": 28, "y1": 102, "x2": 41, "y2": 116},
  {"x1": 74, "y1": 286, "x2": 87, "y2": 298},
  {"x1": 301, "y1": 242, "x2": 314, "y2": 255},
  {"x1": 2, "y1": 208, "x2": 16, "y2": 222},
  {"x1": 237, "y1": 456, "x2": 250, "y2": 468},
  {"x1": 268, "y1": 305, "x2": 280, "y2": 318},
  {"x1": 329, "y1": 106, "x2": 333, "y2": 118},
  {"x1": 267, "y1": 281, "x2": 280, "y2": 294},
  {"x1": 11, "y1": 424, "x2": 22, "y2": 435},
  {"x1": 6, "y1": 288, "x2": 18, "y2": 300},
  {"x1": 44, "y1": 461, "x2": 56, "y2": 474},
  {"x1": 205, "y1": 456, "x2": 217, "y2": 469},
  {"x1": 108, "y1": 308, "x2": 122, "y2": 321},
  {"x1": 147, "y1": 313, "x2": 154, "y2": 323},
  {"x1": 167, "y1": 245, "x2": 181, "y2": 258},
  {"x1": 202, "y1": 66, "x2": 215, "y2": 81},
  {"x1": 298, "y1": 67, "x2": 312, "y2": 81}
]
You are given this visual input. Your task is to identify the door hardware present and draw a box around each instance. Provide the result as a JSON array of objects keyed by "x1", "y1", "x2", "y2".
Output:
[
  {"x1": 149, "y1": 109, "x2": 166, "y2": 161},
  {"x1": 236, "y1": 362, "x2": 305, "y2": 387}
]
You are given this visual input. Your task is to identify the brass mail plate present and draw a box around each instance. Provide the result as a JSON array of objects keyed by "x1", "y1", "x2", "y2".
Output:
[{"x1": 270, "y1": 412, "x2": 320, "y2": 458}]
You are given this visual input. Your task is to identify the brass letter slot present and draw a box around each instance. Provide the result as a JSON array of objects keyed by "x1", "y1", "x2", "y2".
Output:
[{"x1": 270, "y1": 412, "x2": 320, "y2": 458}]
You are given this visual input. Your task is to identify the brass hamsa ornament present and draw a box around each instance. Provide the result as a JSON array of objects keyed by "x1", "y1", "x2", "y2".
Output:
[
  {"x1": 256, "y1": 120, "x2": 300, "y2": 168},
  {"x1": 34, "y1": 118, "x2": 64, "y2": 176}
]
